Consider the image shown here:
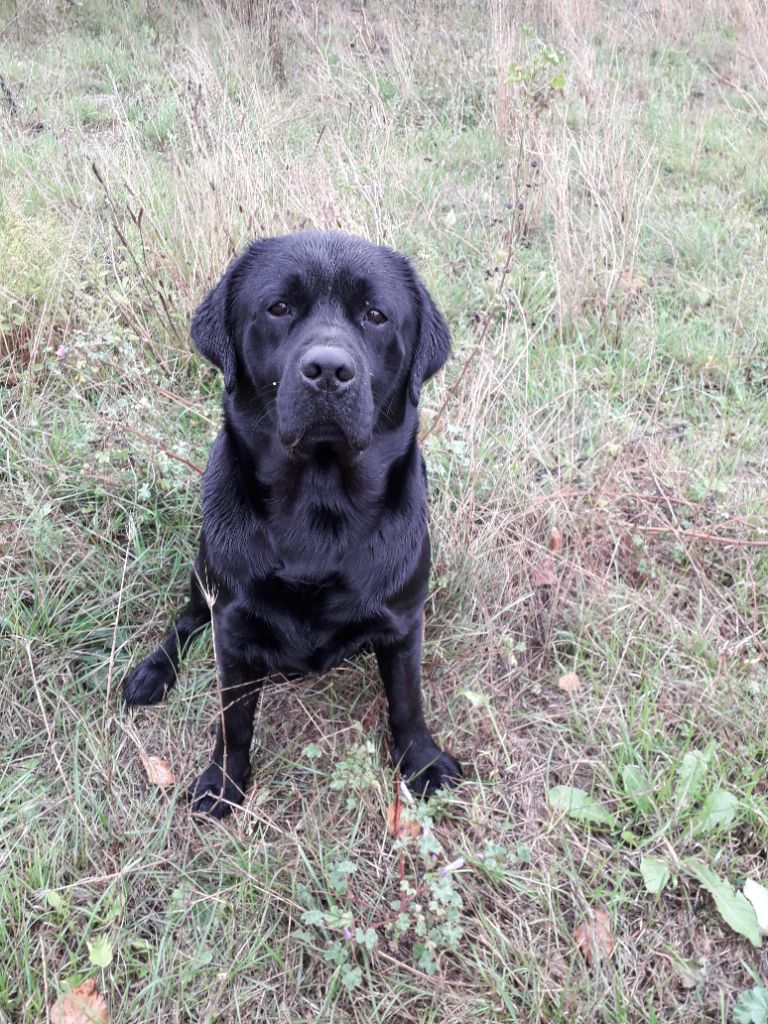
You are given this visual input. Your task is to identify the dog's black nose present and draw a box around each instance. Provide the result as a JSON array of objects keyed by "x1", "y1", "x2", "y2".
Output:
[{"x1": 300, "y1": 346, "x2": 356, "y2": 389}]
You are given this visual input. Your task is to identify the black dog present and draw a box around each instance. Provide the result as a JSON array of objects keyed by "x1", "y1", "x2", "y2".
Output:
[{"x1": 123, "y1": 231, "x2": 461, "y2": 818}]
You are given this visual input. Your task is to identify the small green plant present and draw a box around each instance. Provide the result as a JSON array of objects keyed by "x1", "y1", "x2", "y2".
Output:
[
  {"x1": 507, "y1": 31, "x2": 567, "y2": 96},
  {"x1": 296, "y1": 800, "x2": 468, "y2": 980},
  {"x1": 298, "y1": 900, "x2": 367, "y2": 992},
  {"x1": 329, "y1": 739, "x2": 379, "y2": 810},
  {"x1": 502, "y1": 27, "x2": 568, "y2": 240},
  {"x1": 548, "y1": 747, "x2": 765, "y2": 947},
  {"x1": 383, "y1": 800, "x2": 467, "y2": 974},
  {"x1": 734, "y1": 985, "x2": 768, "y2": 1024}
]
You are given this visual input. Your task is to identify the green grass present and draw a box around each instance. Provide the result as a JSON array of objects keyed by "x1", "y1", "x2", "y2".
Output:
[{"x1": 1, "y1": 1, "x2": 767, "y2": 1021}]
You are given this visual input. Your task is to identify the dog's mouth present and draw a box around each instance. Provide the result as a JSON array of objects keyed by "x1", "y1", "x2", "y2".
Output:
[
  {"x1": 300, "y1": 421, "x2": 347, "y2": 444},
  {"x1": 283, "y1": 419, "x2": 369, "y2": 460}
]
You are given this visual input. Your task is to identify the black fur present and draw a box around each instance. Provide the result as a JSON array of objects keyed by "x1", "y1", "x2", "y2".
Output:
[{"x1": 123, "y1": 230, "x2": 461, "y2": 819}]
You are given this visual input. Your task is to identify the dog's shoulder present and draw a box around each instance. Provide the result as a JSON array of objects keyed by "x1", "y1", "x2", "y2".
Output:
[{"x1": 200, "y1": 429, "x2": 273, "y2": 590}]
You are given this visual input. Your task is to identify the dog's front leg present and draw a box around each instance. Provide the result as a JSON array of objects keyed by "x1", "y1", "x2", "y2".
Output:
[
  {"x1": 374, "y1": 619, "x2": 461, "y2": 797},
  {"x1": 189, "y1": 660, "x2": 264, "y2": 820},
  {"x1": 123, "y1": 568, "x2": 211, "y2": 706}
]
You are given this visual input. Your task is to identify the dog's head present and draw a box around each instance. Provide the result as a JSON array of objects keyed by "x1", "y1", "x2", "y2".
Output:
[{"x1": 191, "y1": 231, "x2": 450, "y2": 456}]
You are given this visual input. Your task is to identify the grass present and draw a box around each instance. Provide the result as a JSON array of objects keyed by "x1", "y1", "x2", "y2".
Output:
[{"x1": 1, "y1": 0, "x2": 767, "y2": 1020}]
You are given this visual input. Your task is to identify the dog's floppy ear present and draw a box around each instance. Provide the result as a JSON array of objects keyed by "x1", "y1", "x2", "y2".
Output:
[
  {"x1": 409, "y1": 278, "x2": 451, "y2": 406},
  {"x1": 191, "y1": 263, "x2": 238, "y2": 392}
]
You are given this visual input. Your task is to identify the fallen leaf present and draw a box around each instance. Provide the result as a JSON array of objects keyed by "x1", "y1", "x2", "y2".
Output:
[
  {"x1": 547, "y1": 947, "x2": 569, "y2": 982},
  {"x1": 50, "y1": 979, "x2": 109, "y2": 1024},
  {"x1": 557, "y1": 672, "x2": 580, "y2": 693},
  {"x1": 549, "y1": 527, "x2": 562, "y2": 552},
  {"x1": 532, "y1": 559, "x2": 557, "y2": 587},
  {"x1": 140, "y1": 754, "x2": 176, "y2": 788},
  {"x1": 386, "y1": 800, "x2": 421, "y2": 840},
  {"x1": 744, "y1": 880, "x2": 768, "y2": 936},
  {"x1": 573, "y1": 908, "x2": 615, "y2": 965}
]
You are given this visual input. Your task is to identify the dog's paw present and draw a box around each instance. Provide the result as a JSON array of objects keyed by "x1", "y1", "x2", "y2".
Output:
[
  {"x1": 397, "y1": 745, "x2": 462, "y2": 799},
  {"x1": 188, "y1": 762, "x2": 250, "y2": 820},
  {"x1": 122, "y1": 653, "x2": 176, "y2": 705}
]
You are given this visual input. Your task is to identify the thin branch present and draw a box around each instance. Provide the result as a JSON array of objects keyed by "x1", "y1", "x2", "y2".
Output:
[
  {"x1": 120, "y1": 422, "x2": 204, "y2": 475},
  {"x1": 634, "y1": 524, "x2": 768, "y2": 548},
  {"x1": 423, "y1": 239, "x2": 518, "y2": 441}
]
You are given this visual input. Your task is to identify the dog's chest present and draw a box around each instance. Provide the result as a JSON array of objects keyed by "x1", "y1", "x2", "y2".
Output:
[
  {"x1": 234, "y1": 563, "x2": 394, "y2": 674},
  {"x1": 203, "y1": 438, "x2": 425, "y2": 673}
]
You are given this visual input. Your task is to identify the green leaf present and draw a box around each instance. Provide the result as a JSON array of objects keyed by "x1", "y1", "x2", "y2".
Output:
[
  {"x1": 640, "y1": 856, "x2": 671, "y2": 895},
  {"x1": 734, "y1": 986, "x2": 768, "y2": 1024},
  {"x1": 683, "y1": 858, "x2": 762, "y2": 948},
  {"x1": 341, "y1": 965, "x2": 363, "y2": 991},
  {"x1": 460, "y1": 689, "x2": 491, "y2": 708},
  {"x1": 104, "y1": 895, "x2": 123, "y2": 923},
  {"x1": 328, "y1": 859, "x2": 357, "y2": 894},
  {"x1": 323, "y1": 907, "x2": 353, "y2": 931},
  {"x1": 45, "y1": 890, "x2": 66, "y2": 911},
  {"x1": 301, "y1": 908, "x2": 324, "y2": 927},
  {"x1": 551, "y1": 71, "x2": 567, "y2": 91},
  {"x1": 744, "y1": 879, "x2": 768, "y2": 935},
  {"x1": 87, "y1": 935, "x2": 113, "y2": 968},
  {"x1": 674, "y1": 749, "x2": 709, "y2": 809},
  {"x1": 356, "y1": 927, "x2": 378, "y2": 951},
  {"x1": 547, "y1": 786, "x2": 618, "y2": 829},
  {"x1": 622, "y1": 764, "x2": 653, "y2": 813},
  {"x1": 507, "y1": 63, "x2": 525, "y2": 84},
  {"x1": 692, "y1": 788, "x2": 739, "y2": 835}
]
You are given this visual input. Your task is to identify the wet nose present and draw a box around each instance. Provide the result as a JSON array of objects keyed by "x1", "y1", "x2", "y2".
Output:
[{"x1": 299, "y1": 345, "x2": 357, "y2": 390}]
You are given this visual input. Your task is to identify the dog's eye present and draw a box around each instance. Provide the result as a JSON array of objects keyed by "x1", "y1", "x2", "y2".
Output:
[
  {"x1": 267, "y1": 301, "x2": 291, "y2": 317},
  {"x1": 365, "y1": 308, "x2": 387, "y2": 326}
]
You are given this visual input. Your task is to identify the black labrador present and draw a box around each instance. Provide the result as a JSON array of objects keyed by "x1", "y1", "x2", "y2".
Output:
[{"x1": 123, "y1": 230, "x2": 461, "y2": 818}]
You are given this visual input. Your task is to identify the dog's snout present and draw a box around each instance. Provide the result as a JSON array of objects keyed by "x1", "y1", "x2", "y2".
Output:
[{"x1": 300, "y1": 345, "x2": 356, "y2": 389}]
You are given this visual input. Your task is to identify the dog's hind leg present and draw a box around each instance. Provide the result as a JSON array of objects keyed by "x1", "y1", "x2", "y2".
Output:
[{"x1": 123, "y1": 568, "x2": 211, "y2": 706}]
